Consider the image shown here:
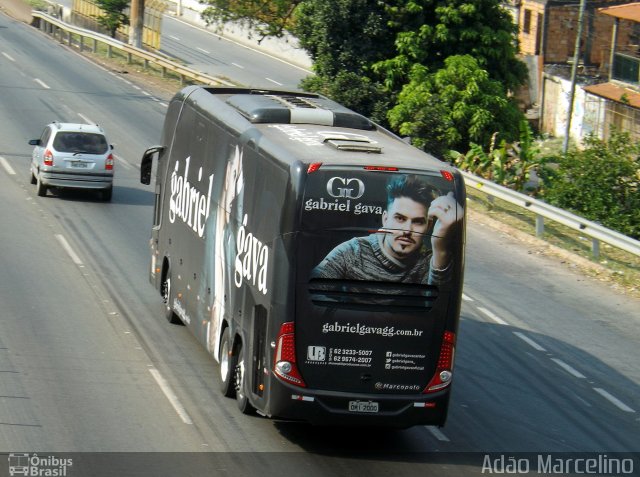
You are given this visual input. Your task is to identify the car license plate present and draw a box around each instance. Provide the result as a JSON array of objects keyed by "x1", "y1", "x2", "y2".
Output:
[
  {"x1": 348, "y1": 400, "x2": 379, "y2": 413},
  {"x1": 72, "y1": 162, "x2": 88, "y2": 168}
]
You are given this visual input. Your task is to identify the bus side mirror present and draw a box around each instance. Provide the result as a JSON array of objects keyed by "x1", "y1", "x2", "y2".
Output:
[{"x1": 140, "y1": 145, "x2": 164, "y2": 185}]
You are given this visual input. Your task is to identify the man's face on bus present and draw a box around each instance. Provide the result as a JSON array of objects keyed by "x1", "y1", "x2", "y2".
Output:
[{"x1": 380, "y1": 196, "x2": 429, "y2": 260}]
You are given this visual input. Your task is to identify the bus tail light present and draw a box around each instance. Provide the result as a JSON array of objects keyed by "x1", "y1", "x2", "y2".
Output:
[
  {"x1": 423, "y1": 330, "x2": 456, "y2": 393},
  {"x1": 274, "y1": 322, "x2": 306, "y2": 387},
  {"x1": 440, "y1": 170, "x2": 455, "y2": 181},
  {"x1": 105, "y1": 154, "x2": 114, "y2": 170},
  {"x1": 43, "y1": 149, "x2": 54, "y2": 166},
  {"x1": 307, "y1": 163, "x2": 322, "y2": 174}
]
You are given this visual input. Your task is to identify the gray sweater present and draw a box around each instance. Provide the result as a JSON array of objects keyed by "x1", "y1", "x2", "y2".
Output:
[{"x1": 311, "y1": 233, "x2": 451, "y2": 285}]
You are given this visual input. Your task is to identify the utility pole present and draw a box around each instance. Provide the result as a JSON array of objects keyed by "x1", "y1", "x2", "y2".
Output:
[
  {"x1": 129, "y1": 0, "x2": 144, "y2": 48},
  {"x1": 562, "y1": 0, "x2": 587, "y2": 154}
]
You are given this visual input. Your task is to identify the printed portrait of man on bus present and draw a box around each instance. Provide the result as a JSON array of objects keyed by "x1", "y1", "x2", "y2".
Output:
[{"x1": 311, "y1": 174, "x2": 463, "y2": 286}]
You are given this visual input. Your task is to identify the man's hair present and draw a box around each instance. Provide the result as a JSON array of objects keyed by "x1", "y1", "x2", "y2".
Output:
[{"x1": 386, "y1": 174, "x2": 437, "y2": 210}]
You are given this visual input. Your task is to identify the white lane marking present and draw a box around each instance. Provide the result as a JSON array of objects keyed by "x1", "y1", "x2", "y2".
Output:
[
  {"x1": 593, "y1": 388, "x2": 636, "y2": 413},
  {"x1": 149, "y1": 369, "x2": 193, "y2": 424},
  {"x1": 142, "y1": 91, "x2": 152, "y2": 96},
  {"x1": 462, "y1": 293, "x2": 473, "y2": 302},
  {"x1": 169, "y1": 35, "x2": 181, "y2": 41},
  {"x1": 477, "y1": 307, "x2": 508, "y2": 325},
  {"x1": 427, "y1": 426, "x2": 450, "y2": 442},
  {"x1": 2, "y1": 52, "x2": 16, "y2": 61},
  {"x1": 197, "y1": 47, "x2": 210, "y2": 54},
  {"x1": 0, "y1": 156, "x2": 16, "y2": 175},
  {"x1": 78, "y1": 113, "x2": 94, "y2": 124},
  {"x1": 513, "y1": 331, "x2": 546, "y2": 352},
  {"x1": 265, "y1": 77, "x2": 283, "y2": 86},
  {"x1": 115, "y1": 155, "x2": 132, "y2": 169},
  {"x1": 55, "y1": 234, "x2": 83, "y2": 266},
  {"x1": 551, "y1": 358, "x2": 586, "y2": 379},
  {"x1": 232, "y1": 62, "x2": 244, "y2": 69},
  {"x1": 34, "y1": 78, "x2": 50, "y2": 89},
  {"x1": 167, "y1": 16, "x2": 314, "y2": 74}
]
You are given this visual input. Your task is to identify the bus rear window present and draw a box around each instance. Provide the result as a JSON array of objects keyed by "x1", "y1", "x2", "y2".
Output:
[
  {"x1": 300, "y1": 169, "x2": 463, "y2": 287},
  {"x1": 301, "y1": 169, "x2": 456, "y2": 233}
]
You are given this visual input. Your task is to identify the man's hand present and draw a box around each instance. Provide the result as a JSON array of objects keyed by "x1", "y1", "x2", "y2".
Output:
[{"x1": 428, "y1": 192, "x2": 464, "y2": 270}]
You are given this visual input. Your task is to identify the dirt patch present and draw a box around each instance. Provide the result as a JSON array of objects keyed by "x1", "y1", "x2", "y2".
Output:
[{"x1": 0, "y1": 0, "x2": 33, "y2": 23}]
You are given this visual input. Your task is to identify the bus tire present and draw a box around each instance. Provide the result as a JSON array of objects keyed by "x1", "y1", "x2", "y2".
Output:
[
  {"x1": 161, "y1": 272, "x2": 182, "y2": 325},
  {"x1": 235, "y1": 341, "x2": 255, "y2": 415},
  {"x1": 219, "y1": 328, "x2": 236, "y2": 398}
]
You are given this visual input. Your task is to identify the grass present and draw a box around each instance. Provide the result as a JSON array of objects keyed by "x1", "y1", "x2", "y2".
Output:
[
  {"x1": 465, "y1": 186, "x2": 640, "y2": 298},
  {"x1": 27, "y1": 0, "x2": 48, "y2": 10}
]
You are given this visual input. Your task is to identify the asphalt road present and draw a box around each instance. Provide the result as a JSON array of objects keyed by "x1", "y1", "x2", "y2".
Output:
[
  {"x1": 159, "y1": 14, "x2": 311, "y2": 89},
  {"x1": 0, "y1": 10, "x2": 639, "y2": 477}
]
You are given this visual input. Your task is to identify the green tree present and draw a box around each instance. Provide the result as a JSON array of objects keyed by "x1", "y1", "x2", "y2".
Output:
[
  {"x1": 94, "y1": 0, "x2": 129, "y2": 38},
  {"x1": 375, "y1": 0, "x2": 527, "y2": 94},
  {"x1": 294, "y1": 0, "x2": 396, "y2": 124},
  {"x1": 199, "y1": 0, "x2": 528, "y2": 153},
  {"x1": 540, "y1": 132, "x2": 640, "y2": 239},
  {"x1": 388, "y1": 56, "x2": 523, "y2": 154},
  {"x1": 200, "y1": 0, "x2": 301, "y2": 40}
]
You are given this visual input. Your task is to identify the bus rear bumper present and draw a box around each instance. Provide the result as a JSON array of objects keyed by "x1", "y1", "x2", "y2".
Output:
[{"x1": 266, "y1": 384, "x2": 451, "y2": 428}]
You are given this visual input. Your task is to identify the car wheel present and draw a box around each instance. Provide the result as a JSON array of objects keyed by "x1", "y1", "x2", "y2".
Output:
[
  {"x1": 219, "y1": 328, "x2": 236, "y2": 398},
  {"x1": 30, "y1": 170, "x2": 37, "y2": 185},
  {"x1": 161, "y1": 272, "x2": 182, "y2": 325},
  {"x1": 235, "y1": 341, "x2": 255, "y2": 415},
  {"x1": 36, "y1": 174, "x2": 47, "y2": 197}
]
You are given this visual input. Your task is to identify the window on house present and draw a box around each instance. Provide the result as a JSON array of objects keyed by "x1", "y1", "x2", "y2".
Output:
[{"x1": 523, "y1": 9, "x2": 532, "y2": 34}]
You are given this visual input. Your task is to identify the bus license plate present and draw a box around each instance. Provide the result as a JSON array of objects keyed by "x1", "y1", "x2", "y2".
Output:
[{"x1": 348, "y1": 401, "x2": 379, "y2": 413}]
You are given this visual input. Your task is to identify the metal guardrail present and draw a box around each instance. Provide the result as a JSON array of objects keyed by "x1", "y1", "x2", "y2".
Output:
[
  {"x1": 460, "y1": 170, "x2": 640, "y2": 259},
  {"x1": 31, "y1": 11, "x2": 234, "y2": 87},
  {"x1": 27, "y1": 12, "x2": 640, "y2": 260}
]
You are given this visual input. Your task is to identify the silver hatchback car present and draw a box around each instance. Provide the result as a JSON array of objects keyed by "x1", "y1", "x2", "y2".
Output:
[{"x1": 29, "y1": 122, "x2": 115, "y2": 201}]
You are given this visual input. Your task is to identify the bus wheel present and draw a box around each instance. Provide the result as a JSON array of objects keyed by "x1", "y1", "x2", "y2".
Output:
[
  {"x1": 161, "y1": 273, "x2": 182, "y2": 325},
  {"x1": 234, "y1": 342, "x2": 255, "y2": 415},
  {"x1": 219, "y1": 328, "x2": 236, "y2": 398}
]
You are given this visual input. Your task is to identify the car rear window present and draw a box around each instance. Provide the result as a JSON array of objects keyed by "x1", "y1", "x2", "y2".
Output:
[{"x1": 53, "y1": 132, "x2": 108, "y2": 154}]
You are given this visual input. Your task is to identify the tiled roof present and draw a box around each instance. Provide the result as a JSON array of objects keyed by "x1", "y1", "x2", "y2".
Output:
[
  {"x1": 583, "y1": 82, "x2": 640, "y2": 108},
  {"x1": 598, "y1": 3, "x2": 640, "y2": 22}
]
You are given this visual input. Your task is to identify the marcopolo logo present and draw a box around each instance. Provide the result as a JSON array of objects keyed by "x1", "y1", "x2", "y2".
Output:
[
  {"x1": 326, "y1": 177, "x2": 365, "y2": 199},
  {"x1": 8, "y1": 453, "x2": 73, "y2": 476}
]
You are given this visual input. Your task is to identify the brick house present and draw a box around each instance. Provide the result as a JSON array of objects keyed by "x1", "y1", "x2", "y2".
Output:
[
  {"x1": 582, "y1": 4, "x2": 640, "y2": 140},
  {"x1": 515, "y1": 0, "x2": 640, "y2": 142}
]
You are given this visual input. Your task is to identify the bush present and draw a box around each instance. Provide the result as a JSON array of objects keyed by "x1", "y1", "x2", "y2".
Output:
[
  {"x1": 539, "y1": 132, "x2": 640, "y2": 239},
  {"x1": 449, "y1": 120, "x2": 541, "y2": 192}
]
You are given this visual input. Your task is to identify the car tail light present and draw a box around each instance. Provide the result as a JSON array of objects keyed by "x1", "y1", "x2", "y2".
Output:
[
  {"x1": 43, "y1": 149, "x2": 54, "y2": 166},
  {"x1": 105, "y1": 154, "x2": 114, "y2": 171},
  {"x1": 363, "y1": 165, "x2": 399, "y2": 171},
  {"x1": 273, "y1": 322, "x2": 306, "y2": 387},
  {"x1": 423, "y1": 330, "x2": 456, "y2": 393}
]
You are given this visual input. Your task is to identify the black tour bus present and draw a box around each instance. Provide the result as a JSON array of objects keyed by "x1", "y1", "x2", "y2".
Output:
[{"x1": 140, "y1": 86, "x2": 466, "y2": 428}]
